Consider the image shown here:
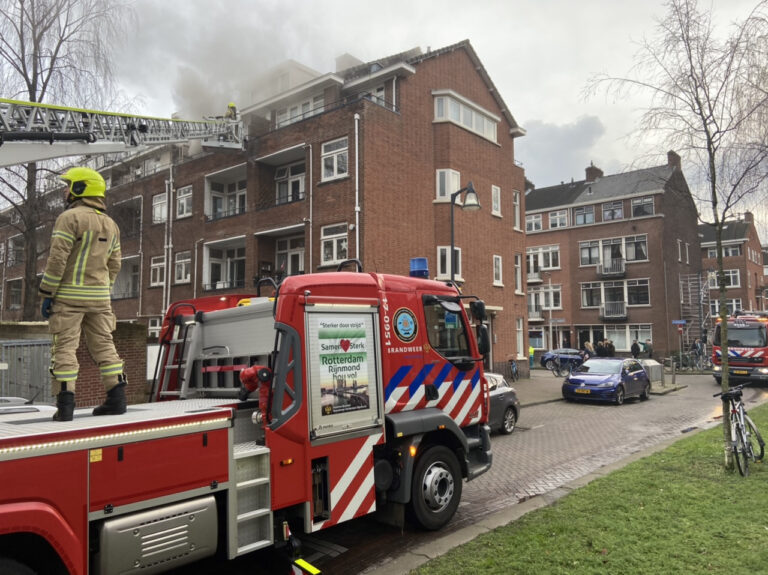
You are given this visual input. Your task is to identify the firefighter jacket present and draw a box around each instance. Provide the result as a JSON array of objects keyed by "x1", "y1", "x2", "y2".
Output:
[{"x1": 39, "y1": 197, "x2": 121, "y2": 304}]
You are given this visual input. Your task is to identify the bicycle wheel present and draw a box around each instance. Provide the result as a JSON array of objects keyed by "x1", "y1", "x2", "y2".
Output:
[
  {"x1": 745, "y1": 414, "x2": 765, "y2": 462},
  {"x1": 732, "y1": 419, "x2": 749, "y2": 477}
]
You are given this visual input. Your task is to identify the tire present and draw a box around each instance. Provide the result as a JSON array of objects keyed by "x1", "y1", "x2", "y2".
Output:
[
  {"x1": 0, "y1": 559, "x2": 36, "y2": 575},
  {"x1": 545, "y1": 359, "x2": 555, "y2": 371},
  {"x1": 639, "y1": 382, "x2": 650, "y2": 401},
  {"x1": 745, "y1": 415, "x2": 765, "y2": 462},
  {"x1": 409, "y1": 445, "x2": 462, "y2": 530},
  {"x1": 500, "y1": 406, "x2": 517, "y2": 434},
  {"x1": 732, "y1": 419, "x2": 749, "y2": 477},
  {"x1": 614, "y1": 385, "x2": 625, "y2": 406}
]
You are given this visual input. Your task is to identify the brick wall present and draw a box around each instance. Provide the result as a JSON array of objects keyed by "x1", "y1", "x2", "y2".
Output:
[{"x1": 0, "y1": 321, "x2": 146, "y2": 408}]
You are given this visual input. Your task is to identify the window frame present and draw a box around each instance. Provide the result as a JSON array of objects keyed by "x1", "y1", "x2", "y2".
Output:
[
  {"x1": 150, "y1": 255, "x2": 166, "y2": 287},
  {"x1": 152, "y1": 193, "x2": 167, "y2": 224},
  {"x1": 526, "y1": 214, "x2": 542, "y2": 232},
  {"x1": 549, "y1": 209, "x2": 568, "y2": 229},
  {"x1": 174, "y1": 250, "x2": 191, "y2": 284},
  {"x1": 176, "y1": 185, "x2": 193, "y2": 219},
  {"x1": 573, "y1": 205, "x2": 595, "y2": 226},
  {"x1": 437, "y1": 245, "x2": 462, "y2": 280},
  {"x1": 491, "y1": 185, "x2": 501, "y2": 216},
  {"x1": 493, "y1": 254, "x2": 503, "y2": 286},
  {"x1": 436, "y1": 169, "x2": 461, "y2": 201},
  {"x1": 513, "y1": 190, "x2": 521, "y2": 230},
  {"x1": 320, "y1": 223, "x2": 348, "y2": 266},
  {"x1": 631, "y1": 196, "x2": 655, "y2": 218},
  {"x1": 321, "y1": 137, "x2": 349, "y2": 182},
  {"x1": 602, "y1": 201, "x2": 624, "y2": 221}
]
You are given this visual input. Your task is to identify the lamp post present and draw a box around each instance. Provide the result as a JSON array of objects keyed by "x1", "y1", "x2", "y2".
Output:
[
  {"x1": 449, "y1": 182, "x2": 481, "y2": 285},
  {"x1": 545, "y1": 272, "x2": 553, "y2": 349}
]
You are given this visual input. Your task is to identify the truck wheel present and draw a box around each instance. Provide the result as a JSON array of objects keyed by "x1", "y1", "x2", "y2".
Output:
[
  {"x1": 409, "y1": 445, "x2": 462, "y2": 530},
  {"x1": 0, "y1": 559, "x2": 35, "y2": 575}
]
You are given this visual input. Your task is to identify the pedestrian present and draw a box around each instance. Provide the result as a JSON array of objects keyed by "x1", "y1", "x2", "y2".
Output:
[
  {"x1": 645, "y1": 339, "x2": 654, "y2": 360},
  {"x1": 606, "y1": 339, "x2": 616, "y2": 357},
  {"x1": 584, "y1": 340, "x2": 595, "y2": 358},
  {"x1": 691, "y1": 338, "x2": 704, "y2": 369},
  {"x1": 631, "y1": 339, "x2": 640, "y2": 359},
  {"x1": 595, "y1": 341, "x2": 606, "y2": 357},
  {"x1": 40, "y1": 167, "x2": 127, "y2": 422},
  {"x1": 529, "y1": 344, "x2": 535, "y2": 369}
]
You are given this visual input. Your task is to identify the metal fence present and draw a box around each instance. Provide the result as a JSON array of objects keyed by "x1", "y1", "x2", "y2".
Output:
[{"x1": 0, "y1": 339, "x2": 52, "y2": 403}]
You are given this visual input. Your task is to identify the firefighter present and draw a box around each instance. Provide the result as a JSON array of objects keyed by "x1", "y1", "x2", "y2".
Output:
[{"x1": 39, "y1": 167, "x2": 127, "y2": 422}]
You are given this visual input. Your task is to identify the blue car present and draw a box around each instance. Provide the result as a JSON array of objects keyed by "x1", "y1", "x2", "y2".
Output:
[
  {"x1": 562, "y1": 357, "x2": 651, "y2": 405},
  {"x1": 540, "y1": 348, "x2": 582, "y2": 371}
]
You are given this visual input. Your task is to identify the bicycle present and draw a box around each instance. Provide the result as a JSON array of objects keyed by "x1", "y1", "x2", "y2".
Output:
[
  {"x1": 508, "y1": 359, "x2": 519, "y2": 382},
  {"x1": 551, "y1": 355, "x2": 577, "y2": 378},
  {"x1": 714, "y1": 384, "x2": 765, "y2": 476}
]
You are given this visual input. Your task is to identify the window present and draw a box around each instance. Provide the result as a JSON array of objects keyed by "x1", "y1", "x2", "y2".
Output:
[
  {"x1": 491, "y1": 185, "x2": 501, "y2": 216},
  {"x1": 209, "y1": 180, "x2": 247, "y2": 220},
  {"x1": 526, "y1": 214, "x2": 542, "y2": 232},
  {"x1": 150, "y1": 255, "x2": 165, "y2": 286},
  {"x1": 276, "y1": 162, "x2": 306, "y2": 205},
  {"x1": 529, "y1": 328, "x2": 544, "y2": 349},
  {"x1": 631, "y1": 196, "x2": 654, "y2": 217},
  {"x1": 493, "y1": 255, "x2": 502, "y2": 286},
  {"x1": 527, "y1": 245, "x2": 560, "y2": 271},
  {"x1": 8, "y1": 236, "x2": 24, "y2": 266},
  {"x1": 627, "y1": 279, "x2": 650, "y2": 305},
  {"x1": 423, "y1": 295, "x2": 473, "y2": 358},
  {"x1": 516, "y1": 318, "x2": 524, "y2": 359},
  {"x1": 709, "y1": 269, "x2": 740, "y2": 288},
  {"x1": 677, "y1": 239, "x2": 682, "y2": 262},
  {"x1": 514, "y1": 254, "x2": 523, "y2": 293},
  {"x1": 7, "y1": 279, "x2": 22, "y2": 310},
  {"x1": 602, "y1": 201, "x2": 624, "y2": 221},
  {"x1": 604, "y1": 325, "x2": 628, "y2": 351},
  {"x1": 321, "y1": 223, "x2": 348, "y2": 265},
  {"x1": 707, "y1": 247, "x2": 717, "y2": 258},
  {"x1": 207, "y1": 245, "x2": 246, "y2": 289},
  {"x1": 581, "y1": 282, "x2": 602, "y2": 308},
  {"x1": 321, "y1": 137, "x2": 348, "y2": 181},
  {"x1": 438, "y1": 245, "x2": 461, "y2": 279},
  {"x1": 0, "y1": 243, "x2": 4, "y2": 264},
  {"x1": 152, "y1": 193, "x2": 167, "y2": 224},
  {"x1": 542, "y1": 284, "x2": 562, "y2": 310},
  {"x1": 573, "y1": 206, "x2": 595, "y2": 226},
  {"x1": 176, "y1": 186, "x2": 192, "y2": 219},
  {"x1": 433, "y1": 92, "x2": 498, "y2": 142},
  {"x1": 724, "y1": 245, "x2": 741, "y2": 257},
  {"x1": 685, "y1": 243, "x2": 689, "y2": 264},
  {"x1": 513, "y1": 191, "x2": 521, "y2": 229},
  {"x1": 710, "y1": 298, "x2": 742, "y2": 316},
  {"x1": 625, "y1": 235, "x2": 648, "y2": 261},
  {"x1": 580, "y1": 241, "x2": 600, "y2": 265},
  {"x1": 276, "y1": 236, "x2": 305, "y2": 276},
  {"x1": 549, "y1": 210, "x2": 568, "y2": 229},
  {"x1": 148, "y1": 317, "x2": 162, "y2": 339},
  {"x1": 276, "y1": 94, "x2": 324, "y2": 127},
  {"x1": 174, "y1": 251, "x2": 191, "y2": 284},
  {"x1": 630, "y1": 325, "x2": 653, "y2": 348},
  {"x1": 436, "y1": 169, "x2": 461, "y2": 201}
]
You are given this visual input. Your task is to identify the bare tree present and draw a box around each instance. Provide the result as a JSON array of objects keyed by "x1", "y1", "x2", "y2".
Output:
[
  {"x1": 587, "y1": 0, "x2": 768, "y2": 470},
  {"x1": 0, "y1": 0, "x2": 132, "y2": 320}
]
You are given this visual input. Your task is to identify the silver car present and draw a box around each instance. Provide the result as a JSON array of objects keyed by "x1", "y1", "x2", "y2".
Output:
[{"x1": 486, "y1": 372, "x2": 520, "y2": 434}]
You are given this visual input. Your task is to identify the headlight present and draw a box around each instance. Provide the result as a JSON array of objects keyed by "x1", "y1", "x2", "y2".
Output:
[
  {"x1": 713, "y1": 365, "x2": 722, "y2": 373},
  {"x1": 756, "y1": 368, "x2": 768, "y2": 375},
  {"x1": 597, "y1": 381, "x2": 616, "y2": 388}
]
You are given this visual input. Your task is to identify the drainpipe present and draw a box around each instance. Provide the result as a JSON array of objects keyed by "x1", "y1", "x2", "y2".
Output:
[
  {"x1": 193, "y1": 238, "x2": 205, "y2": 298},
  {"x1": 128, "y1": 195, "x2": 145, "y2": 318},
  {"x1": 306, "y1": 144, "x2": 313, "y2": 271},
  {"x1": 354, "y1": 113, "x2": 361, "y2": 259},
  {"x1": 392, "y1": 77, "x2": 397, "y2": 111},
  {"x1": 164, "y1": 166, "x2": 174, "y2": 312}
]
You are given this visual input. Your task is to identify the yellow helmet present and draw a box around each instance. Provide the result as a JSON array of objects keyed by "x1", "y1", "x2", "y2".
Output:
[{"x1": 60, "y1": 167, "x2": 106, "y2": 198}]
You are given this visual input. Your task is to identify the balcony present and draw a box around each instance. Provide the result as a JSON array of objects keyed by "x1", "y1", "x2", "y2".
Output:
[
  {"x1": 527, "y1": 270, "x2": 542, "y2": 284},
  {"x1": 528, "y1": 305, "x2": 544, "y2": 321},
  {"x1": 597, "y1": 258, "x2": 626, "y2": 278},
  {"x1": 203, "y1": 279, "x2": 246, "y2": 291},
  {"x1": 599, "y1": 301, "x2": 628, "y2": 320}
]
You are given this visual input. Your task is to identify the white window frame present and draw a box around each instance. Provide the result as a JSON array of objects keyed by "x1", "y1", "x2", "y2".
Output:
[
  {"x1": 321, "y1": 137, "x2": 349, "y2": 182},
  {"x1": 491, "y1": 185, "x2": 501, "y2": 216},
  {"x1": 148, "y1": 317, "x2": 162, "y2": 339},
  {"x1": 631, "y1": 196, "x2": 655, "y2": 217},
  {"x1": 321, "y1": 223, "x2": 348, "y2": 265},
  {"x1": 150, "y1": 255, "x2": 165, "y2": 287},
  {"x1": 436, "y1": 169, "x2": 461, "y2": 201},
  {"x1": 493, "y1": 255, "x2": 503, "y2": 286},
  {"x1": 176, "y1": 185, "x2": 193, "y2": 219},
  {"x1": 527, "y1": 245, "x2": 560, "y2": 271},
  {"x1": 549, "y1": 209, "x2": 568, "y2": 229},
  {"x1": 685, "y1": 242, "x2": 690, "y2": 264},
  {"x1": 152, "y1": 193, "x2": 167, "y2": 224},
  {"x1": 709, "y1": 269, "x2": 741, "y2": 288},
  {"x1": 516, "y1": 317, "x2": 524, "y2": 360},
  {"x1": 526, "y1": 214, "x2": 542, "y2": 232},
  {"x1": 514, "y1": 254, "x2": 523, "y2": 294},
  {"x1": 677, "y1": 239, "x2": 682, "y2": 262},
  {"x1": 513, "y1": 190, "x2": 521, "y2": 230},
  {"x1": 276, "y1": 162, "x2": 306, "y2": 205},
  {"x1": 602, "y1": 201, "x2": 624, "y2": 221},
  {"x1": 433, "y1": 92, "x2": 499, "y2": 142},
  {"x1": 174, "y1": 251, "x2": 191, "y2": 284},
  {"x1": 437, "y1": 245, "x2": 462, "y2": 280},
  {"x1": 573, "y1": 205, "x2": 595, "y2": 226}
]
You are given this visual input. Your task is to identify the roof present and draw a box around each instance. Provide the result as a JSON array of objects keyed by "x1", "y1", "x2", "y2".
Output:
[
  {"x1": 698, "y1": 221, "x2": 750, "y2": 245},
  {"x1": 526, "y1": 164, "x2": 675, "y2": 212}
]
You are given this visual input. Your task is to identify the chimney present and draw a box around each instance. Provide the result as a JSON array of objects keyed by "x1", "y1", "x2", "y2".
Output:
[
  {"x1": 585, "y1": 162, "x2": 603, "y2": 183},
  {"x1": 667, "y1": 150, "x2": 681, "y2": 169},
  {"x1": 744, "y1": 211, "x2": 754, "y2": 223}
]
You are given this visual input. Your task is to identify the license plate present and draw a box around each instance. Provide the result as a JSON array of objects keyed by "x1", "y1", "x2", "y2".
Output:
[
  {"x1": 733, "y1": 370, "x2": 749, "y2": 375},
  {"x1": 574, "y1": 388, "x2": 590, "y2": 394}
]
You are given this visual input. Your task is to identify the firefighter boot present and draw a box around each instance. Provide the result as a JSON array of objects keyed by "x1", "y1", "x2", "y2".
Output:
[
  {"x1": 52, "y1": 391, "x2": 75, "y2": 422},
  {"x1": 93, "y1": 377, "x2": 127, "y2": 416}
]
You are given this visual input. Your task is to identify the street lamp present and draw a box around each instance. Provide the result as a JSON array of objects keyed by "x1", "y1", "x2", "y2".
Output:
[{"x1": 450, "y1": 181, "x2": 481, "y2": 285}]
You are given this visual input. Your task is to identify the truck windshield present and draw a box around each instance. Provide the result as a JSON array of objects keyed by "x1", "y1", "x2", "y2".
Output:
[
  {"x1": 423, "y1": 297, "x2": 472, "y2": 360},
  {"x1": 714, "y1": 324, "x2": 768, "y2": 347}
]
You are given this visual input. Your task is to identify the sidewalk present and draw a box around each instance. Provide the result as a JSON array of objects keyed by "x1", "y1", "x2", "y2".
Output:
[{"x1": 512, "y1": 367, "x2": 567, "y2": 407}]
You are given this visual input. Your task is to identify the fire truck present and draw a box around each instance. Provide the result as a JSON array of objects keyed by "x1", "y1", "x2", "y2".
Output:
[
  {"x1": 712, "y1": 311, "x2": 768, "y2": 385},
  {"x1": 0, "y1": 248, "x2": 492, "y2": 573}
]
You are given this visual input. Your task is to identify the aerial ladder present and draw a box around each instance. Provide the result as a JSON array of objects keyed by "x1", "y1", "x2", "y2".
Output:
[{"x1": 0, "y1": 97, "x2": 245, "y2": 167}]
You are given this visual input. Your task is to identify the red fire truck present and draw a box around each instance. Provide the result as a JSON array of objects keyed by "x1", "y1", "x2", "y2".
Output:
[
  {"x1": 0, "y1": 264, "x2": 492, "y2": 574},
  {"x1": 712, "y1": 311, "x2": 768, "y2": 385}
]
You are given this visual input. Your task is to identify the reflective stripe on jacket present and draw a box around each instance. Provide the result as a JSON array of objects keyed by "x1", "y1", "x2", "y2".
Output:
[{"x1": 39, "y1": 199, "x2": 121, "y2": 303}]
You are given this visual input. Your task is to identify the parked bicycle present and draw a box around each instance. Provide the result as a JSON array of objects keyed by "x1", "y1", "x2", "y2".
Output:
[
  {"x1": 551, "y1": 355, "x2": 577, "y2": 378},
  {"x1": 714, "y1": 384, "x2": 765, "y2": 477}
]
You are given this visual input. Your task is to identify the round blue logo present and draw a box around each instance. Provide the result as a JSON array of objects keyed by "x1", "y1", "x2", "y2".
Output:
[{"x1": 394, "y1": 308, "x2": 418, "y2": 343}]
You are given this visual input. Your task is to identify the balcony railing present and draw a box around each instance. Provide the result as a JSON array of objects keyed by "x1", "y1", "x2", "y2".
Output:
[
  {"x1": 597, "y1": 258, "x2": 626, "y2": 277},
  {"x1": 599, "y1": 301, "x2": 627, "y2": 320},
  {"x1": 203, "y1": 279, "x2": 246, "y2": 291},
  {"x1": 206, "y1": 206, "x2": 247, "y2": 222},
  {"x1": 111, "y1": 290, "x2": 139, "y2": 300},
  {"x1": 528, "y1": 306, "x2": 544, "y2": 321},
  {"x1": 527, "y1": 271, "x2": 542, "y2": 283}
]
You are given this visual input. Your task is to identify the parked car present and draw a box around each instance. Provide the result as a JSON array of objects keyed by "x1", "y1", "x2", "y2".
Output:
[
  {"x1": 540, "y1": 348, "x2": 583, "y2": 371},
  {"x1": 562, "y1": 358, "x2": 651, "y2": 405},
  {"x1": 486, "y1": 372, "x2": 520, "y2": 434}
]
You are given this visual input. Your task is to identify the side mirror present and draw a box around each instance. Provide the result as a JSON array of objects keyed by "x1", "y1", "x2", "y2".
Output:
[
  {"x1": 470, "y1": 300, "x2": 487, "y2": 322},
  {"x1": 476, "y1": 324, "x2": 490, "y2": 356}
]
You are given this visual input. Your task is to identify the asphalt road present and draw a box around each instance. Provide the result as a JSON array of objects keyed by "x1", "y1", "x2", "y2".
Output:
[{"x1": 171, "y1": 373, "x2": 768, "y2": 575}]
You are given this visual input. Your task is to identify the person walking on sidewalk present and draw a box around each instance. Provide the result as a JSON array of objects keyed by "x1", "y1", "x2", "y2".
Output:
[
  {"x1": 40, "y1": 167, "x2": 127, "y2": 422},
  {"x1": 631, "y1": 339, "x2": 640, "y2": 359},
  {"x1": 529, "y1": 345, "x2": 535, "y2": 369}
]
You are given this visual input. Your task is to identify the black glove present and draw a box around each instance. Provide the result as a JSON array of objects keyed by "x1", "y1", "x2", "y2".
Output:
[{"x1": 41, "y1": 298, "x2": 53, "y2": 319}]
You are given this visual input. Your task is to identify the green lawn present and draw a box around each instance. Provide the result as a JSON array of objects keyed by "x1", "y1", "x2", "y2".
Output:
[{"x1": 413, "y1": 403, "x2": 768, "y2": 575}]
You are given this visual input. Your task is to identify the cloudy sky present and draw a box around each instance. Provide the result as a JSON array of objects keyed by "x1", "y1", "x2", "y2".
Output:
[{"x1": 114, "y1": 0, "x2": 762, "y2": 218}]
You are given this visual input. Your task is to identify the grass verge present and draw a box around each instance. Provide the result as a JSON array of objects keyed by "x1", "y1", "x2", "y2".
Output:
[{"x1": 412, "y1": 403, "x2": 768, "y2": 575}]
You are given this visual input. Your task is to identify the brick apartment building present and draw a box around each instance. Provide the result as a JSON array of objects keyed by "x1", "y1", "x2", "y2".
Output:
[
  {"x1": 700, "y1": 212, "x2": 766, "y2": 315},
  {"x1": 0, "y1": 40, "x2": 528, "y2": 375},
  {"x1": 524, "y1": 151, "x2": 702, "y2": 359}
]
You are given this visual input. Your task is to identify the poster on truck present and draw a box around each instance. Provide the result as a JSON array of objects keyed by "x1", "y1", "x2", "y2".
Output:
[{"x1": 307, "y1": 308, "x2": 383, "y2": 439}]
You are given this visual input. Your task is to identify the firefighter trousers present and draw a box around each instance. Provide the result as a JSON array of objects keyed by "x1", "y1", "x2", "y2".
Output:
[{"x1": 48, "y1": 300, "x2": 124, "y2": 394}]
